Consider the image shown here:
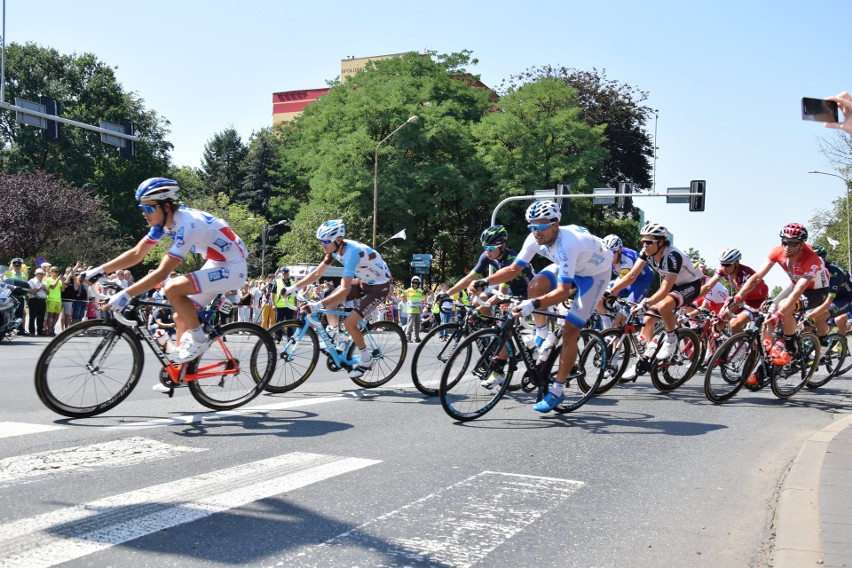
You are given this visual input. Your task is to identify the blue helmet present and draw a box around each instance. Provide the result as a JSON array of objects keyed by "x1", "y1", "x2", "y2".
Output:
[{"x1": 136, "y1": 178, "x2": 180, "y2": 202}]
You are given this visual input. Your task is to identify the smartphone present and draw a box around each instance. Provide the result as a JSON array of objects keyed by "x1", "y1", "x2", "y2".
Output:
[{"x1": 802, "y1": 97, "x2": 839, "y2": 122}]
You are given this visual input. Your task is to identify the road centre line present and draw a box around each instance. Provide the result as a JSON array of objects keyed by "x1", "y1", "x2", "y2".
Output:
[{"x1": 0, "y1": 423, "x2": 64, "y2": 440}]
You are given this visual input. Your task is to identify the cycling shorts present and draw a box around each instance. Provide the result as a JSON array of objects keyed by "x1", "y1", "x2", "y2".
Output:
[
  {"x1": 666, "y1": 279, "x2": 702, "y2": 309},
  {"x1": 538, "y1": 266, "x2": 609, "y2": 329},
  {"x1": 343, "y1": 281, "x2": 390, "y2": 318},
  {"x1": 829, "y1": 295, "x2": 852, "y2": 318},
  {"x1": 186, "y1": 259, "x2": 248, "y2": 310}
]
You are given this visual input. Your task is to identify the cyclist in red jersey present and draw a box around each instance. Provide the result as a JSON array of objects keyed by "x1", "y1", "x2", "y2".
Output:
[
  {"x1": 702, "y1": 248, "x2": 768, "y2": 334},
  {"x1": 735, "y1": 223, "x2": 829, "y2": 366}
]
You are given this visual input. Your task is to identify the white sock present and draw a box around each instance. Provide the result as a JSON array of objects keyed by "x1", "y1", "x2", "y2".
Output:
[
  {"x1": 535, "y1": 325, "x2": 548, "y2": 340},
  {"x1": 550, "y1": 382, "x2": 564, "y2": 397}
]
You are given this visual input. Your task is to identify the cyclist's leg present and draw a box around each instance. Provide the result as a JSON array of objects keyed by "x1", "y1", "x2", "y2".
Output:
[
  {"x1": 345, "y1": 282, "x2": 390, "y2": 374},
  {"x1": 528, "y1": 268, "x2": 558, "y2": 351}
]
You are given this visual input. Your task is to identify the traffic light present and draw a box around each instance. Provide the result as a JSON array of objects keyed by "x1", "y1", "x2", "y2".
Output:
[
  {"x1": 119, "y1": 120, "x2": 135, "y2": 159},
  {"x1": 40, "y1": 96, "x2": 59, "y2": 141},
  {"x1": 689, "y1": 180, "x2": 705, "y2": 212},
  {"x1": 617, "y1": 182, "x2": 633, "y2": 212}
]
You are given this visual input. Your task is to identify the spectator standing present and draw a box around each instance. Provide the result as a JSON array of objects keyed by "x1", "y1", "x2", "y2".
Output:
[
  {"x1": 27, "y1": 268, "x2": 48, "y2": 335},
  {"x1": 71, "y1": 271, "x2": 88, "y2": 324},
  {"x1": 60, "y1": 266, "x2": 78, "y2": 330},
  {"x1": 44, "y1": 266, "x2": 64, "y2": 336},
  {"x1": 5, "y1": 258, "x2": 30, "y2": 335},
  {"x1": 238, "y1": 283, "x2": 253, "y2": 322}
]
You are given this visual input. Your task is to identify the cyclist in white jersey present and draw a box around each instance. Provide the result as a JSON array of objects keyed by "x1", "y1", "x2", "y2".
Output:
[
  {"x1": 285, "y1": 219, "x2": 392, "y2": 379},
  {"x1": 606, "y1": 222, "x2": 703, "y2": 380},
  {"x1": 472, "y1": 200, "x2": 612, "y2": 413},
  {"x1": 84, "y1": 178, "x2": 248, "y2": 366}
]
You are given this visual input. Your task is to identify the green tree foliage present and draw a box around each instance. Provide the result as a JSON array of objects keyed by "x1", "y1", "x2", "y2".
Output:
[
  {"x1": 200, "y1": 128, "x2": 247, "y2": 201},
  {"x1": 0, "y1": 42, "x2": 172, "y2": 241},
  {"x1": 236, "y1": 128, "x2": 281, "y2": 216}
]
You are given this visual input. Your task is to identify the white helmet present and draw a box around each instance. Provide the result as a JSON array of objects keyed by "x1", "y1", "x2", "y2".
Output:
[
  {"x1": 602, "y1": 234, "x2": 622, "y2": 252},
  {"x1": 525, "y1": 200, "x2": 562, "y2": 223},
  {"x1": 640, "y1": 222, "x2": 668, "y2": 239},
  {"x1": 316, "y1": 219, "x2": 345, "y2": 241},
  {"x1": 719, "y1": 248, "x2": 742, "y2": 264},
  {"x1": 411, "y1": 276, "x2": 421, "y2": 284}
]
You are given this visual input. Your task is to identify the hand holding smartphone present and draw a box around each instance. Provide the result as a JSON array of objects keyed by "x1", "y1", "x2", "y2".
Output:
[{"x1": 802, "y1": 97, "x2": 839, "y2": 122}]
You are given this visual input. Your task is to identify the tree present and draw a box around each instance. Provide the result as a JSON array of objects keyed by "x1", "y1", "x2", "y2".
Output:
[
  {"x1": 200, "y1": 128, "x2": 247, "y2": 201},
  {"x1": 236, "y1": 128, "x2": 281, "y2": 216}
]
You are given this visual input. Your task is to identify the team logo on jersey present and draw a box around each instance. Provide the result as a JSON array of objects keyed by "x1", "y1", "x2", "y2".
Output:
[
  {"x1": 174, "y1": 227, "x2": 186, "y2": 248},
  {"x1": 208, "y1": 268, "x2": 230, "y2": 282},
  {"x1": 212, "y1": 237, "x2": 232, "y2": 253}
]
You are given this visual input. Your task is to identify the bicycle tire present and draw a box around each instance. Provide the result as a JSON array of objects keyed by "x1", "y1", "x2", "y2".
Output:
[
  {"x1": 34, "y1": 319, "x2": 144, "y2": 418},
  {"x1": 833, "y1": 329, "x2": 852, "y2": 377},
  {"x1": 410, "y1": 322, "x2": 465, "y2": 396},
  {"x1": 769, "y1": 332, "x2": 819, "y2": 399},
  {"x1": 650, "y1": 328, "x2": 702, "y2": 392},
  {"x1": 188, "y1": 322, "x2": 275, "y2": 410},
  {"x1": 552, "y1": 330, "x2": 606, "y2": 413},
  {"x1": 581, "y1": 327, "x2": 629, "y2": 394},
  {"x1": 347, "y1": 321, "x2": 407, "y2": 388},
  {"x1": 703, "y1": 332, "x2": 758, "y2": 404},
  {"x1": 806, "y1": 332, "x2": 848, "y2": 388},
  {"x1": 265, "y1": 320, "x2": 320, "y2": 393},
  {"x1": 439, "y1": 327, "x2": 513, "y2": 421}
]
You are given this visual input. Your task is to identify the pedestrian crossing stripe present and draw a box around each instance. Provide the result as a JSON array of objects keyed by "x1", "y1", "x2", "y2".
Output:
[
  {"x1": 0, "y1": 422, "x2": 64, "y2": 440},
  {"x1": 0, "y1": 452, "x2": 379, "y2": 568}
]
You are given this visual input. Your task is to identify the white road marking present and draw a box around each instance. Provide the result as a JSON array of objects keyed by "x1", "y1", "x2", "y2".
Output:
[
  {"x1": 109, "y1": 396, "x2": 348, "y2": 430},
  {"x1": 0, "y1": 423, "x2": 64, "y2": 440},
  {"x1": 286, "y1": 471, "x2": 585, "y2": 567},
  {"x1": 0, "y1": 437, "x2": 205, "y2": 487},
  {"x1": 0, "y1": 452, "x2": 379, "y2": 568}
]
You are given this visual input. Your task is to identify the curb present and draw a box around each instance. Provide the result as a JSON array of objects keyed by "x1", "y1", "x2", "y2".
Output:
[{"x1": 772, "y1": 412, "x2": 852, "y2": 568}]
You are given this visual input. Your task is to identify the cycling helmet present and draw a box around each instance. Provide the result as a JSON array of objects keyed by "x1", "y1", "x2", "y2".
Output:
[
  {"x1": 135, "y1": 178, "x2": 180, "y2": 202},
  {"x1": 780, "y1": 222, "x2": 808, "y2": 242},
  {"x1": 480, "y1": 225, "x2": 508, "y2": 247},
  {"x1": 812, "y1": 244, "x2": 828, "y2": 259},
  {"x1": 316, "y1": 219, "x2": 346, "y2": 241},
  {"x1": 640, "y1": 222, "x2": 668, "y2": 239},
  {"x1": 719, "y1": 248, "x2": 742, "y2": 264},
  {"x1": 411, "y1": 276, "x2": 421, "y2": 284},
  {"x1": 602, "y1": 234, "x2": 622, "y2": 252},
  {"x1": 525, "y1": 200, "x2": 562, "y2": 223},
  {"x1": 10, "y1": 258, "x2": 23, "y2": 265}
]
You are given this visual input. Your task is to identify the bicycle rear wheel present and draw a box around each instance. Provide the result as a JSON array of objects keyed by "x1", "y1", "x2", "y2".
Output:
[
  {"x1": 703, "y1": 332, "x2": 758, "y2": 404},
  {"x1": 439, "y1": 328, "x2": 513, "y2": 421},
  {"x1": 410, "y1": 323, "x2": 464, "y2": 396},
  {"x1": 806, "y1": 332, "x2": 848, "y2": 388},
  {"x1": 650, "y1": 328, "x2": 701, "y2": 392},
  {"x1": 347, "y1": 321, "x2": 407, "y2": 388},
  {"x1": 581, "y1": 327, "x2": 628, "y2": 394},
  {"x1": 188, "y1": 322, "x2": 275, "y2": 410},
  {"x1": 552, "y1": 330, "x2": 606, "y2": 413},
  {"x1": 265, "y1": 320, "x2": 319, "y2": 393},
  {"x1": 34, "y1": 320, "x2": 144, "y2": 418},
  {"x1": 771, "y1": 332, "x2": 820, "y2": 399}
]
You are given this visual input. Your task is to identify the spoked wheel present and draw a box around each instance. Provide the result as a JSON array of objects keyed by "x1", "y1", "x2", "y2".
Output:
[
  {"x1": 346, "y1": 321, "x2": 407, "y2": 388},
  {"x1": 265, "y1": 320, "x2": 319, "y2": 393},
  {"x1": 439, "y1": 328, "x2": 513, "y2": 421},
  {"x1": 34, "y1": 320, "x2": 143, "y2": 418},
  {"x1": 806, "y1": 332, "x2": 848, "y2": 389},
  {"x1": 650, "y1": 328, "x2": 702, "y2": 392},
  {"x1": 582, "y1": 327, "x2": 629, "y2": 395},
  {"x1": 188, "y1": 322, "x2": 275, "y2": 410},
  {"x1": 771, "y1": 332, "x2": 820, "y2": 399},
  {"x1": 551, "y1": 331, "x2": 606, "y2": 413},
  {"x1": 410, "y1": 323, "x2": 464, "y2": 396},
  {"x1": 703, "y1": 332, "x2": 758, "y2": 404}
]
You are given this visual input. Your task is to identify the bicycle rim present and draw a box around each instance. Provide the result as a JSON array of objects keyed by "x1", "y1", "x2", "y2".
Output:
[
  {"x1": 806, "y1": 332, "x2": 848, "y2": 389},
  {"x1": 188, "y1": 322, "x2": 275, "y2": 410},
  {"x1": 771, "y1": 332, "x2": 819, "y2": 399},
  {"x1": 34, "y1": 320, "x2": 143, "y2": 418},
  {"x1": 554, "y1": 331, "x2": 606, "y2": 413},
  {"x1": 582, "y1": 328, "x2": 627, "y2": 395},
  {"x1": 439, "y1": 328, "x2": 511, "y2": 421},
  {"x1": 703, "y1": 332, "x2": 756, "y2": 404},
  {"x1": 650, "y1": 328, "x2": 701, "y2": 392},
  {"x1": 265, "y1": 320, "x2": 319, "y2": 393},
  {"x1": 411, "y1": 323, "x2": 464, "y2": 396},
  {"x1": 348, "y1": 321, "x2": 407, "y2": 388}
]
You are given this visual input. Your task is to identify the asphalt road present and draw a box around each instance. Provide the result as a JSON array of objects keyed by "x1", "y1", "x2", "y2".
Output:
[{"x1": 1, "y1": 333, "x2": 850, "y2": 567}]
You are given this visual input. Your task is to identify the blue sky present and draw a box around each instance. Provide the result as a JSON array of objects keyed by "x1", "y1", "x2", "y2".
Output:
[{"x1": 5, "y1": 0, "x2": 846, "y2": 289}]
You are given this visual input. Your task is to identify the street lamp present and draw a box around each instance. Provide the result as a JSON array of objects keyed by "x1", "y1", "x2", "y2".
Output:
[
  {"x1": 373, "y1": 115, "x2": 418, "y2": 248},
  {"x1": 249, "y1": 218, "x2": 288, "y2": 277},
  {"x1": 809, "y1": 170, "x2": 851, "y2": 271}
]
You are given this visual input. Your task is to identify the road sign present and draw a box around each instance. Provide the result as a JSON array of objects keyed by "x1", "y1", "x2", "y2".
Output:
[
  {"x1": 99, "y1": 120, "x2": 125, "y2": 147},
  {"x1": 15, "y1": 98, "x2": 47, "y2": 129},
  {"x1": 666, "y1": 187, "x2": 690, "y2": 204},
  {"x1": 592, "y1": 187, "x2": 616, "y2": 206}
]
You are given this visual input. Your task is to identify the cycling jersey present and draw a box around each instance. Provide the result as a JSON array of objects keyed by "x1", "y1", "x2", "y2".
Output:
[
  {"x1": 717, "y1": 263, "x2": 768, "y2": 303},
  {"x1": 826, "y1": 263, "x2": 852, "y2": 298},
  {"x1": 469, "y1": 247, "x2": 535, "y2": 296},
  {"x1": 639, "y1": 244, "x2": 704, "y2": 285},
  {"x1": 701, "y1": 279, "x2": 729, "y2": 305},
  {"x1": 766, "y1": 244, "x2": 828, "y2": 289},
  {"x1": 612, "y1": 247, "x2": 655, "y2": 301},
  {"x1": 144, "y1": 206, "x2": 248, "y2": 263},
  {"x1": 326, "y1": 239, "x2": 391, "y2": 285},
  {"x1": 515, "y1": 225, "x2": 612, "y2": 283}
]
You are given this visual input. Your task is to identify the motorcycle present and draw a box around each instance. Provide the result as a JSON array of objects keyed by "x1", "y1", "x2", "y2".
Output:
[{"x1": 0, "y1": 267, "x2": 31, "y2": 341}]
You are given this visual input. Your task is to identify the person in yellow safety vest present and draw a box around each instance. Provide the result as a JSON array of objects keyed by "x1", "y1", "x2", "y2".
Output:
[
  {"x1": 273, "y1": 266, "x2": 297, "y2": 339},
  {"x1": 401, "y1": 275, "x2": 424, "y2": 342}
]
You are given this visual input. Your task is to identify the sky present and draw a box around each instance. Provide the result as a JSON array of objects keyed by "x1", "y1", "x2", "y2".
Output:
[{"x1": 3, "y1": 0, "x2": 847, "y2": 289}]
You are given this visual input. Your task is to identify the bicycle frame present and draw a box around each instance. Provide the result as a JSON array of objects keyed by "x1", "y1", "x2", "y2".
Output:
[{"x1": 278, "y1": 308, "x2": 374, "y2": 371}]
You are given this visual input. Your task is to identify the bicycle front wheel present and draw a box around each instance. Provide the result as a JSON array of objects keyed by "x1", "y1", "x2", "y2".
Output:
[
  {"x1": 806, "y1": 332, "x2": 848, "y2": 389},
  {"x1": 34, "y1": 320, "x2": 144, "y2": 418},
  {"x1": 650, "y1": 328, "x2": 702, "y2": 392},
  {"x1": 410, "y1": 323, "x2": 464, "y2": 396},
  {"x1": 188, "y1": 322, "x2": 276, "y2": 410},
  {"x1": 439, "y1": 328, "x2": 513, "y2": 421},
  {"x1": 265, "y1": 320, "x2": 319, "y2": 393},
  {"x1": 703, "y1": 332, "x2": 758, "y2": 404},
  {"x1": 771, "y1": 332, "x2": 819, "y2": 399},
  {"x1": 581, "y1": 327, "x2": 628, "y2": 395},
  {"x1": 551, "y1": 330, "x2": 606, "y2": 413},
  {"x1": 347, "y1": 321, "x2": 407, "y2": 388}
]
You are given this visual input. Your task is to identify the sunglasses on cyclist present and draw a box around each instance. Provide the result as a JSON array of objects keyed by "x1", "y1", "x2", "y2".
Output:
[
  {"x1": 528, "y1": 222, "x2": 555, "y2": 232},
  {"x1": 720, "y1": 263, "x2": 733, "y2": 268},
  {"x1": 138, "y1": 204, "x2": 159, "y2": 214},
  {"x1": 482, "y1": 245, "x2": 501, "y2": 251},
  {"x1": 319, "y1": 239, "x2": 334, "y2": 245},
  {"x1": 640, "y1": 239, "x2": 657, "y2": 245},
  {"x1": 781, "y1": 239, "x2": 802, "y2": 247}
]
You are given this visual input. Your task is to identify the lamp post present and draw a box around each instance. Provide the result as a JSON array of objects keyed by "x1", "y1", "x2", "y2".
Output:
[
  {"x1": 251, "y1": 219, "x2": 288, "y2": 277},
  {"x1": 809, "y1": 170, "x2": 851, "y2": 272},
  {"x1": 373, "y1": 115, "x2": 418, "y2": 248}
]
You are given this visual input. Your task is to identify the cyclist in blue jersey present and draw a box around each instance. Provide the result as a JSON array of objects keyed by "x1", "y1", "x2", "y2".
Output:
[
  {"x1": 84, "y1": 178, "x2": 249, "y2": 367},
  {"x1": 805, "y1": 245, "x2": 852, "y2": 335},
  {"x1": 599, "y1": 234, "x2": 656, "y2": 326},
  {"x1": 285, "y1": 219, "x2": 392, "y2": 379}
]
